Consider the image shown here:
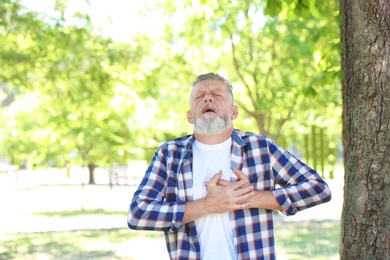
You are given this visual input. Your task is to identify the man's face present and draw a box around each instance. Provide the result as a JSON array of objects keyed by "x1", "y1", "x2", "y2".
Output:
[{"x1": 187, "y1": 79, "x2": 238, "y2": 135}]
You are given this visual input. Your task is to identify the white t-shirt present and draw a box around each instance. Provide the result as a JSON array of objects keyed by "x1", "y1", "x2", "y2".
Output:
[{"x1": 192, "y1": 138, "x2": 236, "y2": 260}]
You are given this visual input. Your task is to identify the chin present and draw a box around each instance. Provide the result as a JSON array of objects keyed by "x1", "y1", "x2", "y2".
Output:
[{"x1": 203, "y1": 113, "x2": 218, "y2": 120}]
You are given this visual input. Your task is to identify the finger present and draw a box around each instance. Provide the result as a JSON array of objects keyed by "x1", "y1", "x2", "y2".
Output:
[
  {"x1": 235, "y1": 184, "x2": 254, "y2": 197},
  {"x1": 232, "y1": 167, "x2": 249, "y2": 181},
  {"x1": 235, "y1": 187, "x2": 255, "y2": 201},
  {"x1": 235, "y1": 201, "x2": 252, "y2": 210},
  {"x1": 208, "y1": 170, "x2": 222, "y2": 187},
  {"x1": 231, "y1": 168, "x2": 252, "y2": 191},
  {"x1": 217, "y1": 179, "x2": 230, "y2": 186}
]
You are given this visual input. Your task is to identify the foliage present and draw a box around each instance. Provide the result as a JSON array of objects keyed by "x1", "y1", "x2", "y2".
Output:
[
  {"x1": 0, "y1": 0, "x2": 343, "y2": 180},
  {"x1": 0, "y1": 1, "x2": 150, "y2": 182},
  {"x1": 138, "y1": 0, "x2": 342, "y2": 174}
]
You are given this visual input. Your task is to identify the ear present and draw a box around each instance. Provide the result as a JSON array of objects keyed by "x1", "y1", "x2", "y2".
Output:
[
  {"x1": 187, "y1": 110, "x2": 194, "y2": 124},
  {"x1": 231, "y1": 105, "x2": 238, "y2": 120}
]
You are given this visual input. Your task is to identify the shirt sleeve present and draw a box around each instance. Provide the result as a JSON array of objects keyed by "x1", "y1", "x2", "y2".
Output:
[
  {"x1": 269, "y1": 141, "x2": 332, "y2": 216},
  {"x1": 127, "y1": 146, "x2": 186, "y2": 232}
]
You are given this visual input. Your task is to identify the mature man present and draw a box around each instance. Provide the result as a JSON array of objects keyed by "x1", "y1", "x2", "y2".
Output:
[{"x1": 128, "y1": 72, "x2": 332, "y2": 260}]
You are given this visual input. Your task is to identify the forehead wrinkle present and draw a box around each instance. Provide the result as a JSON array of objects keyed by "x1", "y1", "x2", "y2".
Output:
[
  {"x1": 190, "y1": 79, "x2": 232, "y2": 106},
  {"x1": 195, "y1": 87, "x2": 221, "y2": 96},
  {"x1": 193, "y1": 82, "x2": 225, "y2": 96}
]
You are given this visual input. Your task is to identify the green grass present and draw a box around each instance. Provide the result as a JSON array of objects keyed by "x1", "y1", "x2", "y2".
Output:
[
  {"x1": 0, "y1": 229, "x2": 162, "y2": 260},
  {"x1": 275, "y1": 221, "x2": 340, "y2": 260},
  {"x1": 2, "y1": 179, "x2": 343, "y2": 259},
  {"x1": 31, "y1": 209, "x2": 126, "y2": 218},
  {"x1": 0, "y1": 221, "x2": 340, "y2": 260}
]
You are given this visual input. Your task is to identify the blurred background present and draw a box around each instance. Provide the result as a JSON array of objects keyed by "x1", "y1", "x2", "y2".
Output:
[{"x1": 1, "y1": 0, "x2": 342, "y2": 259}]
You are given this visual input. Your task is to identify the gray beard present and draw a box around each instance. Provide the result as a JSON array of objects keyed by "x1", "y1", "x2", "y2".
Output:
[{"x1": 193, "y1": 113, "x2": 230, "y2": 135}]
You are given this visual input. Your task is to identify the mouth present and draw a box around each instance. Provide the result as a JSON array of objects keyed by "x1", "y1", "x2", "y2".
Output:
[
  {"x1": 200, "y1": 103, "x2": 218, "y2": 114},
  {"x1": 203, "y1": 108, "x2": 216, "y2": 114}
]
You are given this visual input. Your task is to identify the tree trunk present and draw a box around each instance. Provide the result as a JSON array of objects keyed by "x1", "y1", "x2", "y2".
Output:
[
  {"x1": 88, "y1": 163, "x2": 96, "y2": 184},
  {"x1": 340, "y1": 1, "x2": 390, "y2": 259}
]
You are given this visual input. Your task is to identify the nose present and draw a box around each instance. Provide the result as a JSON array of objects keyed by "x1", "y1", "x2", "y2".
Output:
[{"x1": 203, "y1": 93, "x2": 214, "y2": 103}]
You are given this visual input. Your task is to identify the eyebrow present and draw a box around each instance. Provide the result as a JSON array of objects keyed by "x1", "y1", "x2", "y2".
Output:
[{"x1": 194, "y1": 88, "x2": 223, "y2": 96}]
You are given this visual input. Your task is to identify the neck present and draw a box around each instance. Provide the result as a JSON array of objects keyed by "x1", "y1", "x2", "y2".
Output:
[{"x1": 193, "y1": 127, "x2": 234, "y2": 145}]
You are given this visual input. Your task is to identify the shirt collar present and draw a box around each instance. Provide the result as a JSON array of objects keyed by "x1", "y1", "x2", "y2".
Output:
[
  {"x1": 184, "y1": 129, "x2": 246, "y2": 148},
  {"x1": 232, "y1": 129, "x2": 246, "y2": 146}
]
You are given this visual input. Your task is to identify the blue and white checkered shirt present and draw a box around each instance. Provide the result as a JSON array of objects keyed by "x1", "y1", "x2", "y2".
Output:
[{"x1": 128, "y1": 129, "x2": 332, "y2": 260}]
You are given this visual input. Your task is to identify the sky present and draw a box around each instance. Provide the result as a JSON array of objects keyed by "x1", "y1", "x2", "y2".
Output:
[{"x1": 21, "y1": 0, "x2": 163, "y2": 42}]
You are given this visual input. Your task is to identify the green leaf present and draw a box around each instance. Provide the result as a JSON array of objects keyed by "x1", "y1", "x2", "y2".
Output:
[
  {"x1": 294, "y1": 0, "x2": 311, "y2": 19},
  {"x1": 264, "y1": 0, "x2": 283, "y2": 17},
  {"x1": 303, "y1": 86, "x2": 317, "y2": 97}
]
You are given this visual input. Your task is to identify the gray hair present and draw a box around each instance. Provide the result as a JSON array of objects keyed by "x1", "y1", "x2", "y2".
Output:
[{"x1": 192, "y1": 72, "x2": 234, "y2": 104}]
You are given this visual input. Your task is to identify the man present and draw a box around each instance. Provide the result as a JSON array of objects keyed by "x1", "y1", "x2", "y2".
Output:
[{"x1": 128, "y1": 72, "x2": 332, "y2": 260}]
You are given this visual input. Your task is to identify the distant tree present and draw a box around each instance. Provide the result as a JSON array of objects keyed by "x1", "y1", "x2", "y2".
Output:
[
  {"x1": 0, "y1": 1, "x2": 146, "y2": 183},
  {"x1": 340, "y1": 1, "x2": 390, "y2": 259}
]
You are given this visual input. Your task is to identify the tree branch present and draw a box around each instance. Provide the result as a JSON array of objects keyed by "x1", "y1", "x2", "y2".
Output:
[{"x1": 228, "y1": 31, "x2": 257, "y2": 111}]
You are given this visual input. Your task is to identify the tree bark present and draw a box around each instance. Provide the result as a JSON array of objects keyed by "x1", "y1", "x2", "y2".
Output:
[
  {"x1": 88, "y1": 163, "x2": 96, "y2": 184},
  {"x1": 340, "y1": 1, "x2": 390, "y2": 259}
]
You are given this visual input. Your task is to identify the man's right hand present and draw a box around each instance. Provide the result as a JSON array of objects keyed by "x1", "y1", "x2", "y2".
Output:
[
  {"x1": 204, "y1": 169, "x2": 255, "y2": 214},
  {"x1": 182, "y1": 169, "x2": 255, "y2": 224}
]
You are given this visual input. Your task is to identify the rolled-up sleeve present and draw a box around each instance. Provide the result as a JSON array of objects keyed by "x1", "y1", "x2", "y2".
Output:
[
  {"x1": 128, "y1": 147, "x2": 186, "y2": 231},
  {"x1": 269, "y1": 141, "x2": 332, "y2": 216}
]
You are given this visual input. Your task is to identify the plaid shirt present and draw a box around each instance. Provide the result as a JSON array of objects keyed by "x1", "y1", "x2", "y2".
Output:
[{"x1": 128, "y1": 129, "x2": 332, "y2": 260}]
